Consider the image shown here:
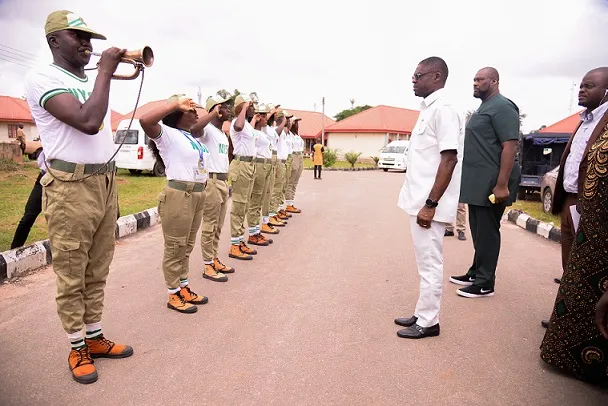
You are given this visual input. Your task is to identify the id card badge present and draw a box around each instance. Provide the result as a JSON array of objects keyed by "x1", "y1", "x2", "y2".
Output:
[{"x1": 195, "y1": 158, "x2": 207, "y2": 179}]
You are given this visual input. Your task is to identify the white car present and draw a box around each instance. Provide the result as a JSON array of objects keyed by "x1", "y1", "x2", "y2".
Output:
[
  {"x1": 378, "y1": 140, "x2": 409, "y2": 172},
  {"x1": 114, "y1": 119, "x2": 165, "y2": 176}
]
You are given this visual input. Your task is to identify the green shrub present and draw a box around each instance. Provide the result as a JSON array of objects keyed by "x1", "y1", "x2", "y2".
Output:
[
  {"x1": 323, "y1": 148, "x2": 338, "y2": 168},
  {"x1": 344, "y1": 151, "x2": 362, "y2": 169},
  {"x1": 371, "y1": 156, "x2": 379, "y2": 166}
]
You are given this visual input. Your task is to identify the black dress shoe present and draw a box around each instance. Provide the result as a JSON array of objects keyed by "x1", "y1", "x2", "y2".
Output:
[
  {"x1": 541, "y1": 319, "x2": 549, "y2": 328},
  {"x1": 397, "y1": 323, "x2": 440, "y2": 339},
  {"x1": 394, "y1": 316, "x2": 418, "y2": 327},
  {"x1": 554, "y1": 278, "x2": 561, "y2": 284}
]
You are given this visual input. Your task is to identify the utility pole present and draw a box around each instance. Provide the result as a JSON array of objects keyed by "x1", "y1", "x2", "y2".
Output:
[
  {"x1": 197, "y1": 86, "x2": 202, "y2": 106},
  {"x1": 321, "y1": 97, "x2": 326, "y2": 146},
  {"x1": 568, "y1": 82, "x2": 577, "y2": 115}
]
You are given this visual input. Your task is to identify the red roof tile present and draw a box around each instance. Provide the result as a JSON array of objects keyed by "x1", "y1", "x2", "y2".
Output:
[
  {"x1": 282, "y1": 109, "x2": 336, "y2": 139},
  {"x1": 539, "y1": 110, "x2": 584, "y2": 134},
  {"x1": 0, "y1": 96, "x2": 34, "y2": 123},
  {"x1": 321, "y1": 105, "x2": 419, "y2": 136}
]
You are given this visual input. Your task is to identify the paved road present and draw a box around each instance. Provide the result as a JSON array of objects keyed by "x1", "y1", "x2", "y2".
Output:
[{"x1": 0, "y1": 170, "x2": 606, "y2": 405}]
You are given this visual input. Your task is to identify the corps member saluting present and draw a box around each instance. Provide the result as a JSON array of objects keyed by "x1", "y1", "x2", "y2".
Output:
[
  {"x1": 246, "y1": 103, "x2": 274, "y2": 246},
  {"x1": 139, "y1": 95, "x2": 210, "y2": 313},
  {"x1": 228, "y1": 94, "x2": 259, "y2": 260},
  {"x1": 261, "y1": 104, "x2": 285, "y2": 234},
  {"x1": 285, "y1": 116, "x2": 304, "y2": 214},
  {"x1": 193, "y1": 95, "x2": 235, "y2": 282},
  {"x1": 24, "y1": 10, "x2": 133, "y2": 384},
  {"x1": 269, "y1": 111, "x2": 291, "y2": 227}
]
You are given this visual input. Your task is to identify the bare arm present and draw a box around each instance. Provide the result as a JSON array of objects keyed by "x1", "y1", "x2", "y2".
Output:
[
  {"x1": 428, "y1": 150, "x2": 458, "y2": 202},
  {"x1": 45, "y1": 48, "x2": 125, "y2": 135},
  {"x1": 139, "y1": 97, "x2": 196, "y2": 139},
  {"x1": 496, "y1": 140, "x2": 518, "y2": 188},
  {"x1": 191, "y1": 105, "x2": 220, "y2": 136},
  {"x1": 234, "y1": 101, "x2": 250, "y2": 132}
]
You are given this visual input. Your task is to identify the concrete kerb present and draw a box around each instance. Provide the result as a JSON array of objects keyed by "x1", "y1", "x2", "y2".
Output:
[
  {"x1": 505, "y1": 208, "x2": 561, "y2": 244},
  {"x1": 0, "y1": 207, "x2": 160, "y2": 282}
]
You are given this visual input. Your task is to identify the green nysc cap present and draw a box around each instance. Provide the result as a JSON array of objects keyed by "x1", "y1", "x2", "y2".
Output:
[{"x1": 45, "y1": 10, "x2": 107, "y2": 40}]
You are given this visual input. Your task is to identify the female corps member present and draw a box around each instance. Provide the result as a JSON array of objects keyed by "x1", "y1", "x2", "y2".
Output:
[
  {"x1": 139, "y1": 95, "x2": 210, "y2": 314},
  {"x1": 190, "y1": 95, "x2": 235, "y2": 282},
  {"x1": 312, "y1": 138, "x2": 325, "y2": 180},
  {"x1": 261, "y1": 104, "x2": 287, "y2": 235},
  {"x1": 246, "y1": 103, "x2": 274, "y2": 247},
  {"x1": 228, "y1": 94, "x2": 259, "y2": 260},
  {"x1": 269, "y1": 111, "x2": 291, "y2": 227},
  {"x1": 285, "y1": 116, "x2": 304, "y2": 214}
]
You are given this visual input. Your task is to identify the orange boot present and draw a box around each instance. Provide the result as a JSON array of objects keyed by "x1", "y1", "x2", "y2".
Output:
[
  {"x1": 68, "y1": 346, "x2": 98, "y2": 384},
  {"x1": 248, "y1": 233, "x2": 270, "y2": 246},
  {"x1": 229, "y1": 243, "x2": 253, "y2": 260},
  {"x1": 278, "y1": 210, "x2": 290, "y2": 221},
  {"x1": 86, "y1": 335, "x2": 134, "y2": 359},
  {"x1": 213, "y1": 257, "x2": 235, "y2": 273},
  {"x1": 286, "y1": 205, "x2": 301, "y2": 214},
  {"x1": 180, "y1": 285, "x2": 210, "y2": 303},
  {"x1": 261, "y1": 223, "x2": 279, "y2": 235},
  {"x1": 167, "y1": 291, "x2": 197, "y2": 313},
  {"x1": 239, "y1": 241, "x2": 258, "y2": 255},
  {"x1": 269, "y1": 216, "x2": 285, "y2": 227},
  {"x1": 202, "y1": 264, "x2": 228, "y2": 282}
]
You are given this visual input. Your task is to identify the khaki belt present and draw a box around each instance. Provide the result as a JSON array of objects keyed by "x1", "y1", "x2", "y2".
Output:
[
  {"x1": 50, "y1": 159, "x2": 116, "y2": 174},
  {"x1": 234, "y1": 155, "x2": 254, "y2": 162},
  {"x1": 209, "y1": 172, "x2": 228, "y2": 181},
  {"x1": 167, "y1": 180, "x2": 205, "y2": 192},
  {"x1": 255, "y1": 157, "x2": 270, "y2": 164},
  {"x1": 293, "y1": 151, "x2": 303, "y2": 155}
]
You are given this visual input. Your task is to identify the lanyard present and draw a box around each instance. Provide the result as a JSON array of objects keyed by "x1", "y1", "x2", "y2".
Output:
[{"x1": 180, "y1": 130, "x2": 205, "y2": 160}]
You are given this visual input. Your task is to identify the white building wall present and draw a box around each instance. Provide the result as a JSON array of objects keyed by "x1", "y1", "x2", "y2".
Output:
[{"x1": 326, "y1": 132, "x2": 389, "y2": 158}]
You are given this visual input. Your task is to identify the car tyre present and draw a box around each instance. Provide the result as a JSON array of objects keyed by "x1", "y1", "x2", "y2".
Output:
[
  {"x1": 153, "y1": 161, "x2": 165, "y2": 177},
  {"x1": 542, "y1": 188, "x2": 553, "y2": 214},
  {"x1": 128, "y1": 169, "x2": 143, "y2": 175},
  {"x1": 383, "y1": 168, "x2": 388, "y2": 172}
]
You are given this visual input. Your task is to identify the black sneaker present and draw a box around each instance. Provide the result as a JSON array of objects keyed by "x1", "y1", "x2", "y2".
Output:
[
  {"x1": 458, "y1": 231, "x2": 466, "y2": 241},
  {"x1": 445, "y1": 230, "x2": 455, "y2": 237},
  {"x1": 449, "y1": 274, "x2": 475, "y2": 286},
  {"x1": 457, "y1": 285, "x2": 494, "y2": 298}
]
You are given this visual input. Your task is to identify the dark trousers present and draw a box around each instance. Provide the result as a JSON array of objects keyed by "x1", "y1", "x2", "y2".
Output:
[
  {"x1": 314, "y1": 165, "x2": 322, "y2": 178},
  {"x1": 466, "y1": 203, "x2": 507, "y2": 289},
  {"x1": 11, "y1": 171, "x2": 44, "y2": 249}
]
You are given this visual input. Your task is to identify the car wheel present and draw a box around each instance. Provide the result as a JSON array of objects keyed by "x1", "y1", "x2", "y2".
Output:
[
  {"x1": 542, "y1": 188, "x2": 553, "y2": 213},
  {"x1": 128, "y1": 169, "x2": 143, "y2": 175},
  {"x1": 383, "y1": 168, "x2": 388, "y2": 172},
  {"x1": 517, "y1": 188, "x2": 526, "y2": 201},
  {"x1": 153, "y1": 161, "x2": 165, "y2": 177}
]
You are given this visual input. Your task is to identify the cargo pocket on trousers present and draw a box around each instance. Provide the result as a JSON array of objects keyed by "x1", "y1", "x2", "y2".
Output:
[
  {"x1": 158, "y1": 191, "x2": 166, "y2": 219},
  {"x1": 201, "y1": 222, "x2": 216, "y2": 235},
  {"x1": 166, "y1": 235, "x2": 187, "y2": 259},
  {"x1": 52, "y1": 238, "x2": 81, "y2": 275}
]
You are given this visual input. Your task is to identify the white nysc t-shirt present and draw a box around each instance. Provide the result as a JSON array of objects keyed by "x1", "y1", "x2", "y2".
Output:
[
  {"x1": 276, "y1": 129, "x2": 289, "y2": 160},
  {"x1": 153, "y1": 123, "x2": 209, "y2": 183},
  {"x1": 201, "y1": 123, "x2": 229, "y2": 174},
  {"x1": 397, "y1": 88, "x2": 464, "y2": 224},
  {"x1": 230, "y1": 119, "x2": 257, "y2": 157},
  {"x1": 24, "y1": 64, "x2": 113, "y2": 164},
  {"x1": 264, "y1": 126, "x2": 279, "y2": 152},
  {"x1": 255, "y1": 129, "x2": 272, "y2": 159}
]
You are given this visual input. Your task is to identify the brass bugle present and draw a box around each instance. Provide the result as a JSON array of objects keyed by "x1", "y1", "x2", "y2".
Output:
[{"x1": 85, "y1": 46, "x2": 154, "y2": 80}]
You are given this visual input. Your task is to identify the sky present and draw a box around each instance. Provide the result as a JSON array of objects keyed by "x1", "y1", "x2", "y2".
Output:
[{"x1": 0, "y1": 0, "x2": 607, "y2": 132}]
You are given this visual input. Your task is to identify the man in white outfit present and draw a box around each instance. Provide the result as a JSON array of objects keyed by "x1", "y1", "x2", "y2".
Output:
[{"x1": 395, "y1": 56, "x2": 464, "y2": 339}]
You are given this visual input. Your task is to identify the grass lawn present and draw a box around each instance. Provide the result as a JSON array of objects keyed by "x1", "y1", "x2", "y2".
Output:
[
  {"x1": 302, "y1": 158, "x2": 375, "y2": 169},
  {"x1": 0, "y1": 160, "x2": 165, "y2": 252},
  {"x1": 510, "y1": 197, "x2": 561, "y2": 228}
]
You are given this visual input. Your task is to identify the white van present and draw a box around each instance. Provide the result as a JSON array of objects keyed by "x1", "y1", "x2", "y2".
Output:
[
  {"x1": 114, "y1": 119, "x2": 165, "y2": 176},
  {"x1": 378, "y1": 140, "x2": 410, "y2": 172}
]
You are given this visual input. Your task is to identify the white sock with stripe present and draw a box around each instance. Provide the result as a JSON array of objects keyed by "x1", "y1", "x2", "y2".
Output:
[
  {"x1": 85, "y1": 322, "x2": 102, "y2": 340},
  {"x1": 263, "y1": 216, "x2": 270, "y2": 224},
  {"x1": 255, "y1": 225, "x2": 261, "y2": 234},
  {"x1": 231, "y1": 237, "x2": 240, "y2": 245},
  {"x1": 248, "y1": 226, "x2": 257, "y2": 235},
  {"x1": 179, "y1": 278, "x2": 188, "y2": 288},
  {"x1": 168, "y1": 287, "x2": 180, "y2": 294},
  {"x1": 68, "y1": 331, "x2": 85, "y2": 350}
]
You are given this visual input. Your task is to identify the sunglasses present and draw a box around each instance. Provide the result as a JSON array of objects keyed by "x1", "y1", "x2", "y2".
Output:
[{"x1": 412, "y1": 71, "x2": 437, "y2": 80}]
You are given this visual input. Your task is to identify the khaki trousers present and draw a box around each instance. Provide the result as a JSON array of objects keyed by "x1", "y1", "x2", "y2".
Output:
[
  {"x1": 247, "y1": 160, "x2": 272, "y2": 228},
  {"x1": 200, "y1": 177, "x2": 229, "y2": 262},
  {"x1": 158, "y1": 183, "x2": 205, "y2": 289},
  {"x1": 263, "y1": 157, "x2": 277, "y2": 217},
  {"x1": 271, "y1": 161, "x2": 287, "y2": 214},
  {"x1": 446, "y1": 203, "x2": 467, "y2": 233},
  {"x1": 228, "y1": 159, "x2": 256, "y2": 238},
  {"x1": 285, "y1": 154, "x2": 304, "y2": 201},
  {"x1": 40, "y1": 168, "x2": 117, "y2": 334},
  {"x1": 282, "y1": 155, "x2": 293, "y2": 200}
]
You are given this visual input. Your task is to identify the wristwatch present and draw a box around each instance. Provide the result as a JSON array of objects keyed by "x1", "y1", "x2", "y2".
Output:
[{"x1": 425, "y1": 198, "x2": 439, "y2": 208}]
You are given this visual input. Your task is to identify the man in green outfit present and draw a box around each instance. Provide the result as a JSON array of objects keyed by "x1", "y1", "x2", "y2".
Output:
[{"x1": 450, "y1": 67, "x2": 521, "y2": 298}]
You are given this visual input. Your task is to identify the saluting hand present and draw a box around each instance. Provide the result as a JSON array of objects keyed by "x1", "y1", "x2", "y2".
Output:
[
  {"x1": 214, "y1": 105, "x2": 222, "y2": 118},
  {"x1": 98, "y1": 47, "x2": 126, "y2": 75},
  {"x1": 176, "y1": 96, "x2": 196, "y2": 112}
]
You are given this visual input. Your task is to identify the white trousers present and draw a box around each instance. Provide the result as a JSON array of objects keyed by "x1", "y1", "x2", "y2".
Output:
[{"x1": 409, "y1": 216, "x2": 446, "y2": 328}]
